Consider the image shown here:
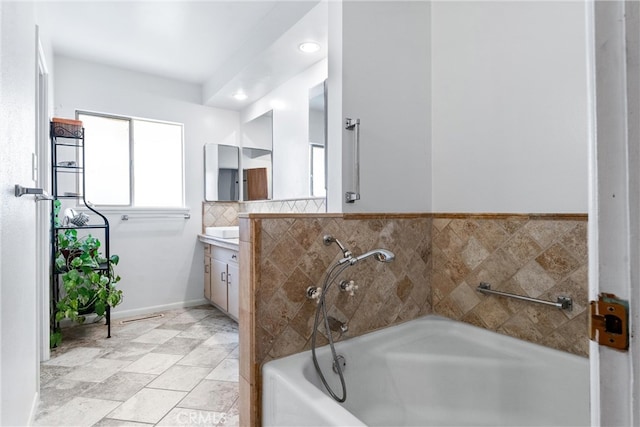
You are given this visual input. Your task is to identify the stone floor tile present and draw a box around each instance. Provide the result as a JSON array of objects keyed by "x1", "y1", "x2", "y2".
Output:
[
  {"x1": 147, "y1": 365, "x2": 212, "y2": 392},
  {"x1": 92, "y1": 418, "x2": 153, "y2": 426},
  {"x1": 42, "y1": 347, "x2": 103, "y2": 367},
  {"x1": 152, "y1": 337, "x2": 204, "y2": 356},
  {"x1": 202, "y1": 331, "x2": 239, "y2": 347},
  {"x1": 177, "y1": 344, "x2": 235, "y2": 368},
  {"x1": 107, "y1": 388, "x2": 187, "y2": 424},
  {"x1": 121, "y1": 353, "x2": 183, "y2": 375},
  {"x1": 156, "y1": 407, "x2": 227, "y2": 426},
  {"x1": 132, "y1": 328, "x2": 181, "y2": 344},
  {"x1": 84, "y1": 372, "x2": 157, "y2": 401},
  {"x1": 35, "y1": 306, "x2": 238, "y2": 427},
  {"x1": 37, "y1": 378, "x2": 97, "y2": 419},
  {"x1": 61, "y1": 357, "x2": 131, "y2": 383},
  {"x1": 101, "y1": 342, "x2": 158, "y2": 361},
  {"x1": 177, "y1": 324, "x2": 221, "y2": 340},
  {"x1": 205, "y1": 359, "x2": 238, "y2": 383},
  {"x1": 177, "y1": 380, "x2": 238, "y2": 412},
  {"x1": 34, "y1": 396, "x2": 121, "y2": 427}
]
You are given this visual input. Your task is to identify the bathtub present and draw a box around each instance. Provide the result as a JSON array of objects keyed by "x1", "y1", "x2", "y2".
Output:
[{"x1": 262, "y1": 316, "x2": 589, "y2": 426}]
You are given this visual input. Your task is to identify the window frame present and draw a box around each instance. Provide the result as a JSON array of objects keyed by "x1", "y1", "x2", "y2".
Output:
[{"x1": 76, "y1": 110, "x2": 186, "y2": 211}]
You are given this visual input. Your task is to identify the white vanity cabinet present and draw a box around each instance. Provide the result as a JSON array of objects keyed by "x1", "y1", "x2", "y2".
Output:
[{"x1": 204, "y1": 243, "x2": 239, "y2": 320}]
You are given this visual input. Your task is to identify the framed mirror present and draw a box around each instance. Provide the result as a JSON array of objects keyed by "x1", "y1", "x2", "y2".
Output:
[
  {"x1": 242, "y1": 111, "x2": 273, "y2": 201},
  {"x1": 309, "y1": 81, "x2": 326, "y2": 197},
  {"x1": 204, "y1": 143, "x2": 239, "y2": 201}
]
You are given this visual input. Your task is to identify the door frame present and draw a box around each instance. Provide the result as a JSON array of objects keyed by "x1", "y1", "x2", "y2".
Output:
[
  {"x1": 589, "y1": 1, "x2": 639, "y2": 424},
  {"x1": 35, "y1": 26, "x2": 50, "y2": 363}
]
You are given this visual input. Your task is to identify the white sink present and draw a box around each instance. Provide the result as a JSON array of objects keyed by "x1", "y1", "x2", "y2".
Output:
[{"x1": 205, "y1": 226, "x2": 239, "y2": 239}]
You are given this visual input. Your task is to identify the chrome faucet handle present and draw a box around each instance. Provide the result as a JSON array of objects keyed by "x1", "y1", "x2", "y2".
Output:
[
  {"x1": 306, "y1": 286, "x2": 322, "y2": 304},
  {"x1": 339, "y1": 280, "x2": 358, "y2": 296}
]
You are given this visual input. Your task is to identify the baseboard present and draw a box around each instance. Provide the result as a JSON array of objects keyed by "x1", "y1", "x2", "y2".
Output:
[
  {"x1": 28, "y1": 391, "x2": 39, "y2": 426},
  {"x1": 109, "y1": 298, "x2": 209, "y2": 320},
  {"x1": 57, "y1": 299, "x2": 210, "y2": 328}
]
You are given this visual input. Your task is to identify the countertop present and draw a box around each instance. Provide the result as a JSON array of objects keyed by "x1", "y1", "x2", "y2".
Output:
[{"x1": 198, "y1": 234, "x2": 239, "y2": 251}]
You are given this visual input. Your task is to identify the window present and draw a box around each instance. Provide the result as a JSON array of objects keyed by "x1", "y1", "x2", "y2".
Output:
[
  {"x1": 310, "y1": 144, "x2": 326, "y2": 197},
  {"x1": 78, "y1": 112, "x2": 184, "y2": 208}
]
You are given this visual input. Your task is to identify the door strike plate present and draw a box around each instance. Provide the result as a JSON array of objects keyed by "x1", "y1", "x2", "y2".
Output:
[{"x1": 589, "y1": 293, "x2": 629, "y2": 351}]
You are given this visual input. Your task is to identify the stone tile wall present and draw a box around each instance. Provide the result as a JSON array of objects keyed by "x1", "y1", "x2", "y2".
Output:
[
  {"x1": 202, "y1": 202, "x2": 240, "y2": 231},
  {"x1": 255, "y1": 215, "x2": 432, "y2": 365},
  {"x1": 238, "y1": 212, "x2": 589, "y2": 426},
  {"x1": 202, "y1": 198, "x2": 326, "y2": 231},
  {"x1": 431, "y1": 214, "x2": 588, "y2": 357},
  {"x1": 238, "y1": 213, "x2": 432, "y2": 427}
]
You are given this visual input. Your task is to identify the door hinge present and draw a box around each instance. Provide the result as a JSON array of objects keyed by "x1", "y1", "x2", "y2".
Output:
[{"x1": 589, "y1": 293, "x2": 629, "y2": 351}]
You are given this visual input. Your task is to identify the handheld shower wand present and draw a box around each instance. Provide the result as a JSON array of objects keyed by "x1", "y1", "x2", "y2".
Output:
[
  {"x1": 311, "y1": 234, "x2": 396, "y2": 403},
  {"x1": 350, "y1": 249, "x2": 395, "y2": 265}
]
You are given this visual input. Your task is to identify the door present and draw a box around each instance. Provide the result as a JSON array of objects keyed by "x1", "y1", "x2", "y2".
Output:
[
  {"x1": 590, "y1": 1, "x2": 639, "y2": 424},
  {"x1": 211, "y1": 259, "x2": 228, "y2": 311},
  {"x1": 227, "y1": 262, "x2": 239, "y2": 319},
  {"x1": 204, "y1": 253, "x2": 211, "y2": 301},
  {"x1": 244, "y1": 167, "x2": 268, "y2": 200}
]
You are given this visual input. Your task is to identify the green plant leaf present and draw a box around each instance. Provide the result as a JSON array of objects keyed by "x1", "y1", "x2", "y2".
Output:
[
  {"x1": 50, "y1": 331, "x2": 61, "y2": 348},
  {"x1": 94, "y1": 300, "x2": 106, "y2": 316}
]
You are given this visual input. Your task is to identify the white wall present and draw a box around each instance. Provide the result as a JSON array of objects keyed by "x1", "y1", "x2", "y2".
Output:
[
  {"x1": 240, "y1": 59, "x2": 327, "y2": 200},
  {"x1": 337, "y1": 1, "x2": 432, "y2": 213},
  {"x1": 431, "y1": 1, "x2": 589, "y2": 213},
  {"x1": 0, "y1": 1, "x2": 40, "y2": 424},
  {"x1": 242, "y1": 112, "x2": 272, "y2": 151},
  {"x1": 54, "y1": 56, "x2": 239, "y2": 316},
  {"x1": 327, "y1": 1, "x2": 344, "y2": 212}
]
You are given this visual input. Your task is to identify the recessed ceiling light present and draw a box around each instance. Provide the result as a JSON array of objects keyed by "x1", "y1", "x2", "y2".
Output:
[
  {"x1": 299, "y1": 42, "x2": 320, "y2": 53},
  {"x1": 232, "y1": 92, "x2": 248, "y2": 101}
]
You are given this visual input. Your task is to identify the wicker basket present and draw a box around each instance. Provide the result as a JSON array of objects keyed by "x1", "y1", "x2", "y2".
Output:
[{"x1": 51, "y1": 117, "x2": 83, "y2": 138}]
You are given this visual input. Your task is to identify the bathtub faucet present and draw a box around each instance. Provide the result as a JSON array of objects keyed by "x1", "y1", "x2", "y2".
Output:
[{"x1": 327, "y1": 316, "x2": 348, "y2": 335}]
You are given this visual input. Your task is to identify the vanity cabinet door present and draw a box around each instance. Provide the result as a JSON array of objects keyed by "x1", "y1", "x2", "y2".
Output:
[
  {"x1": 227, "y1": 262, "x2": 239, "y2": 319},
  {"x1": 211, "y1": 258, "x2": 228, "y2": 311},
  {"x1": 204, "y1": 254, "x2": 211, "y2": 301}
]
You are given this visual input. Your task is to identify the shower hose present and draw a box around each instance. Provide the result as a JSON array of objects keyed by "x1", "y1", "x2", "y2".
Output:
[{"x1": 311, "y1": 260, "x2": 352, "y2": 403}]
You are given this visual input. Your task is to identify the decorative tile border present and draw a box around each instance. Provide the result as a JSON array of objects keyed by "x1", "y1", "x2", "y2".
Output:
[{"x1": 202, "y1": 198, "x2": 326, "y2": 231}]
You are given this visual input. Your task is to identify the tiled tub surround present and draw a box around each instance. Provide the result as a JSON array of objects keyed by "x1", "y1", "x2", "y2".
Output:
[
  {"x1": 239, "y1": 214, "x2": 433, "y2": 426},
  {"x1": 431, "y1": 214, "x2": 588, "y2": 358},
  {"x1": 202, "y1": 198, "x2": 326, "y2": 230},
  {"x1": 238, "y1": 212, "x2": 589, "y2": 426}
]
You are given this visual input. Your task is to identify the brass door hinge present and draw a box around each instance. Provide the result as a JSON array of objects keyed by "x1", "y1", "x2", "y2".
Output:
[{"x1": 589, "y1": 293, "x2": 629, "y2": 351}]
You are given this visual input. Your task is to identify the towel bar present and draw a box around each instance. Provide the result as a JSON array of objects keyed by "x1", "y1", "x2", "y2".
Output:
[{"x1": 476, "y1": 282, "x2": 572, "y2": 311}]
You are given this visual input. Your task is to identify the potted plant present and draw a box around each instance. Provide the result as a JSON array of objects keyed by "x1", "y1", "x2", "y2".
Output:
[{"x1": 51, "y1": 227, "x2": 123, "y2": 347}]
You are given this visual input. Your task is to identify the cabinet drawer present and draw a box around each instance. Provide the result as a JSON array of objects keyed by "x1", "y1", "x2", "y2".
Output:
[{"x1": 212, "y1": 246, "x2": 238, "y2": 264}]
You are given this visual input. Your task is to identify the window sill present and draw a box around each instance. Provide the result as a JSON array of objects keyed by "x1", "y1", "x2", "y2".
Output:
[{"x1": 75, "y1": 206, "x2": 192, "y2": 220}]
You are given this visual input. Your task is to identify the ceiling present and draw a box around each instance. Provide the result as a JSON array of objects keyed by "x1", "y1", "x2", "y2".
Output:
[{"x1": 37, "y1": 1, "x2": 327, "y2": 110}]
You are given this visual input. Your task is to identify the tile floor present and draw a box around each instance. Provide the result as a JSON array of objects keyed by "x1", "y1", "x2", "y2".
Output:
[{"x1": 35, "y1": 305, "x2": 239, "y2": 427}]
